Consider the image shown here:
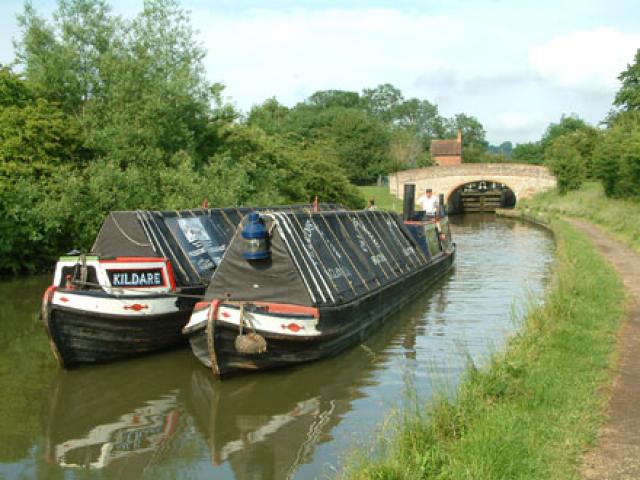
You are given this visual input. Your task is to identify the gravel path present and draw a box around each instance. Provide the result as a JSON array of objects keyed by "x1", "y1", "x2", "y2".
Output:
[{"x1": 567, "y1": 219, "x2": 640, "y2": 480}]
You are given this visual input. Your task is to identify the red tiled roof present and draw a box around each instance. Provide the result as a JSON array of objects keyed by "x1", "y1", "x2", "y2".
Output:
[{"x1": 430, "y1": 139, "x2": 462, "y2": 156}]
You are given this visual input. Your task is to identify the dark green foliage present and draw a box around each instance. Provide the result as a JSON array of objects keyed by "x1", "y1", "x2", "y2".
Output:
[
  {"x1": 592, "y1": 111, "x2": 640, "y2": 198},
  {"x1": 614, "y1": 48, "x2": 640, "y2": 112},
  {"x1": 3, "y1": 1, "x2": 493, "y2": 273},
  {"x1": 512, "y1": 142, "x2": 543, "y2": 164},
  {"x1": 544, "y1": 136, "x2": 585, "y2": 194},
  {"x1": 488, "y1": 141, "x2": 513, "y2": 157}
]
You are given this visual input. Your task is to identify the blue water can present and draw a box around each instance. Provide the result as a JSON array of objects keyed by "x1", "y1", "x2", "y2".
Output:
[{"x1": 241, "y1": 212, "x2": 270, "y2": 260}]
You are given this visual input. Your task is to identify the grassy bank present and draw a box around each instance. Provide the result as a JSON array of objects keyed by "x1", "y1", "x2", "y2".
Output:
[
  {"x1": 359, "y1": 186, "x2": 402, "y2": 212},
  {"x1": 519, "y1": 182, "x2": 640, "y2": 253},
  {"x1": 342, "y1": 219, "x2": 624, "y2": 479}
]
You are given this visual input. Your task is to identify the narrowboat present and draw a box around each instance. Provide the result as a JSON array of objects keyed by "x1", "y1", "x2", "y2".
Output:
[
  {"x1": 41, "y1": 205, "x2": 340, "y2": 368},
  {"x1": 183, "y1": 187, "x2": 456, "y2": 377}
]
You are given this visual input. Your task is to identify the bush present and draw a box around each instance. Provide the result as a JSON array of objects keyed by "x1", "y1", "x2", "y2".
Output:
[
  {"x1": 593, "y1": 111, "x2": 640, "y2": 198},
  {"x1": 544, "y1": 137, "x2": 585, "y2": 194}
]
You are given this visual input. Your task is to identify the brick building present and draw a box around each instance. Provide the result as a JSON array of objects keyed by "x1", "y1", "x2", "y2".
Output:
[{"x1": 430, "y1": 129, "x2": 462, "y2": 166}]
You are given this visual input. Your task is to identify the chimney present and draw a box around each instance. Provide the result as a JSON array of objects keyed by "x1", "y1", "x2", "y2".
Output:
[
  {"x1": 403, "y1": 184, "x2": 416, "y2": 222},
  {"x1": 457, "y1": 128, "x2": 462, "y2": 143}
]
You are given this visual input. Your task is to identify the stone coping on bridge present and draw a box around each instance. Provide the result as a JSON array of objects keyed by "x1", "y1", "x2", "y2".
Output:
[{"x1": 389, "y1": 163, "x2": 556, "y2": 201}]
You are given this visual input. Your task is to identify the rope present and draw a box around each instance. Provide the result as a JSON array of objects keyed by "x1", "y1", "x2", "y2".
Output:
[{"x1": 112, "y1": 214, "x2": 152, "y2": 247}]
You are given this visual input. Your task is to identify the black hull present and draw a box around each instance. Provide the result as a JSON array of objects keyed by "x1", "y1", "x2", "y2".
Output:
[
  {"x1": 189, "y1": 249, "x2": 455, "y2": 377},
  {"x1": 43, "y1": 299, "x2": 197, "y2": 368}
]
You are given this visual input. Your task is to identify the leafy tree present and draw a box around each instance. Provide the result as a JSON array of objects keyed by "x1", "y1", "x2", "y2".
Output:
[
  {"x1": 0, "y1": 68, "x2": 87, "y2": 179},
  {"x1": 362, "y1": 83, "x2": 404, "y2": 123},
  {"x1": 540, "y1": 114, "x2": 590, "y2": 151},
  {"x1": 247, "y1": 97, "x2": 290, "y2": 135},
  {"x1": 592, "y1": 111, "x2": 640, "y2": 197},
  {"x1": 320, "y1": 108, "x2": 391, "y2": 184},
  {"x1": 306, "y1": 89, "x2": 361, "y2": 109},
  {"x1": 614, "y1": 48, "x2": 640, "y2": 112},
  {"x1": 512, "y1": 142, "x2": 543, "y2": 164},
  {"x1": 445, "y1": 113, "x2": 488, "y2": 149},
  {"x1": 15, "y1": 0, "x2": 116, "y2": 113},
  {"x1": 488, "y1": 141, "x2": 513, "y2": 157},
  {"x1": 389, "y1": 129, "x2": 426, "y2": 171},
  {"x1": 544, "y1": 136, "x2": 585, "y2": 193},
  {"x1": 395, "y1": 98, "x2": 446, "y2": 146}
]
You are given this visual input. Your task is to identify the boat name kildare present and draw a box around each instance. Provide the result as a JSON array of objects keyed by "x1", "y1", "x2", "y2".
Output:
[{"x1": 108, "y1": 269, "x2": 164, "y2": 287}]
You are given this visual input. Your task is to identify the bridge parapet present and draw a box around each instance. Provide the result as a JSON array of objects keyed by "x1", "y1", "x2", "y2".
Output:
[{"x1": 389, "y1": 163, "x2": 556, "y2": 203}]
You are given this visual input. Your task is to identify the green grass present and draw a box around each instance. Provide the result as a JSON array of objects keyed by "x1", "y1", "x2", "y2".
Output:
[
  {"x1": 519, "y1": 182, "x2": 640, "y2": 253},
  {"x1": 341, "y1": 219, "x2": 624, "y2": 479},
  {"x1": 358, "y1": 186, "x2": 402, "y2": 212}
]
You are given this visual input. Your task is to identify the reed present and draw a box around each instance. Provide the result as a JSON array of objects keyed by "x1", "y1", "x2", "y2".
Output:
[{"x1": 341, "y1": 219, "x2": 624, "y2": 479}]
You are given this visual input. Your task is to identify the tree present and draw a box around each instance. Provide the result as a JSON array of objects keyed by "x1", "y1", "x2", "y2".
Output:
[
  {"x1": 15, "y1": 0, "x2": 116, "y2": 113},
  {"x1": 445, "y1": 113, "x2": 488, "y2": 149},
  {"x1": 362, "y1": 83, "x2": 404, "y2": 123},
  {"x1": 320, "y1": 108, "x2": 391, "y2": 184},
  {"x1": 306, "y1": 89, "x2": 361, "y2": 109},
  {"x1": 614, "y1": 48, "x2": 640, "y2": 112},
  {"x1": 540, "y1": 114, "x2": 590, "y2": 151},
  {"x1": 544, "y1": 136, "x2": 585, "y2": 193},
  {"x1": 16, "y1": 0, "x2": 215, "y2": 169},
  {"x1": 0, "y1": 68, "x2": 86, "y2": 178},
  {"x1": 512, "y1": 142, "x2": 543, "y2": 164},
  {"x1": 592, "y1": 111, "x2": 640, "y2": 197},
  {"x1": 247, "y1": 97, "x2": 290, "y2": 135},
  {"x1": 394, "y1": 98, "x2": 446, "y2": 146}
]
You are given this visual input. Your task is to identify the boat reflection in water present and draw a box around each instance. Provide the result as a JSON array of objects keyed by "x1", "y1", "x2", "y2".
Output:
[
  {"x1": 42, "y1": 351, "x2": 188, "y2": 477},
  {"x1": 42, "y1": 277, "x2": 449, "y2": 479},
  {"x1": 183, "y1": 285, "x2": 447, "y2": 480}
]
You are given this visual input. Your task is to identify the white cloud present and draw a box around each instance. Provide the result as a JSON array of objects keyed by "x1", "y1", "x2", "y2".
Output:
[
  {"x1": 489, "y1": 112, "x2": 549, "y2": 141},
  {"x1": 529, "y1": 28, "x2": 640, "y2": 94}
]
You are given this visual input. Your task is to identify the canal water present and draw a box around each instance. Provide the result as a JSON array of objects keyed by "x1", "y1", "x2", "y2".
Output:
[{"x1": 0, "y1": 214, "x2": 554, "y2": 480}]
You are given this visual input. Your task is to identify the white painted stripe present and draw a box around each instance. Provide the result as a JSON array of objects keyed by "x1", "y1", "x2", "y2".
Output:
[
  {"x1": 264, "y1": 213, "x2": 316, "y2": 304},
  {"x1": 51, "y1": 291, "x2": 179, "y2": 317},
  {"x1": 216, "y1": 305, "x2": 321, "y2": 336},
  {"x1": 274, "y1": 213, "x2": 328, "y2": 304}
]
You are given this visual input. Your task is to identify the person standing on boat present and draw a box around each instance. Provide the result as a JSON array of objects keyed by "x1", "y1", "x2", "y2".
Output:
[
  {"x1": 416, "y1": 188, "x2": 438, "y2": 217},
  {"x1": 366, "y1": 198, "x2": 378, "y2": 211}
]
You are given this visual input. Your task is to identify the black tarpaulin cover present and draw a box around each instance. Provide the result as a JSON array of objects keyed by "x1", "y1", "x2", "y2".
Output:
[
  {"x1": 205, "y1": 210, "x2": 429, "y2": 307},
  {"x1": 91, "y1": 205, "x2": 341, "y2": 287}
]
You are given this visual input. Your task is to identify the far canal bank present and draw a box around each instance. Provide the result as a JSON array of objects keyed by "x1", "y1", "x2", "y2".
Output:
[{"x1": 344, "y1": 184, "x2": 637, "y2": 479}]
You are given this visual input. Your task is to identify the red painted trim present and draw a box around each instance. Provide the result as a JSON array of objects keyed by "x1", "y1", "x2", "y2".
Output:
[
  {"x1": 43, "y1": 285, "x2": 56, "y2": 304},
  {"x1": 260, "y1": 303, "x2": 319, "y2": 318},
  {"x1": 194, "y1": 302, "x2": 211, "y2": 311},
  {"x1": 281, "y1": 322, "x2": 304, "y2": 332},
  {"x1": 123, "y1": 304, "x2": 149, "y2": 311},
  {"x1": 202, "y1": 301, "x2": 319, "y2": 318},
  {"x1": 164, "y1": 259, "x2": 177, "y2": 291},
  {"x1": 99, "y1": 257, "x2": 164, "y2": 263}
]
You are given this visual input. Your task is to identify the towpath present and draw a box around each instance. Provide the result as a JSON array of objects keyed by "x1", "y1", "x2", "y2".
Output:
[{"x1": 567, "y1": 219, "x2": 640, "y2": 480}]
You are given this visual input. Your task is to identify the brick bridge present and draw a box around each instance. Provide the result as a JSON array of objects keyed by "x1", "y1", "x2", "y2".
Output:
[{"x1": 388, "y1": 163, "x2": 556, "y2": 205}]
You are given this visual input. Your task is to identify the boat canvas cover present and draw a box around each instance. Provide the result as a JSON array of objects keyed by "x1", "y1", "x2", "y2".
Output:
[
  {"x1": 205, "y1": 210, "x2": 429, "y2": 307},
  {"x1": 91, "y1": 206, "x2": 341, "y2": 287}
]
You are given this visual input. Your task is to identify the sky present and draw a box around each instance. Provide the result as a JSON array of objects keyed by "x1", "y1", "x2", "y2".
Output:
[{"x1": 1, "y1": 0, "x2": 639, "y2": 144}]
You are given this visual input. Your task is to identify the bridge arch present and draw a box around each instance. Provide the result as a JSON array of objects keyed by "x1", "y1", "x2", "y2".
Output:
[
  {"x1": 389, "y1": 164, "x2": 556, "y2": 212},
  {"x1": 447, "y1": 179, "x2": 517, "y2": 214}
]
